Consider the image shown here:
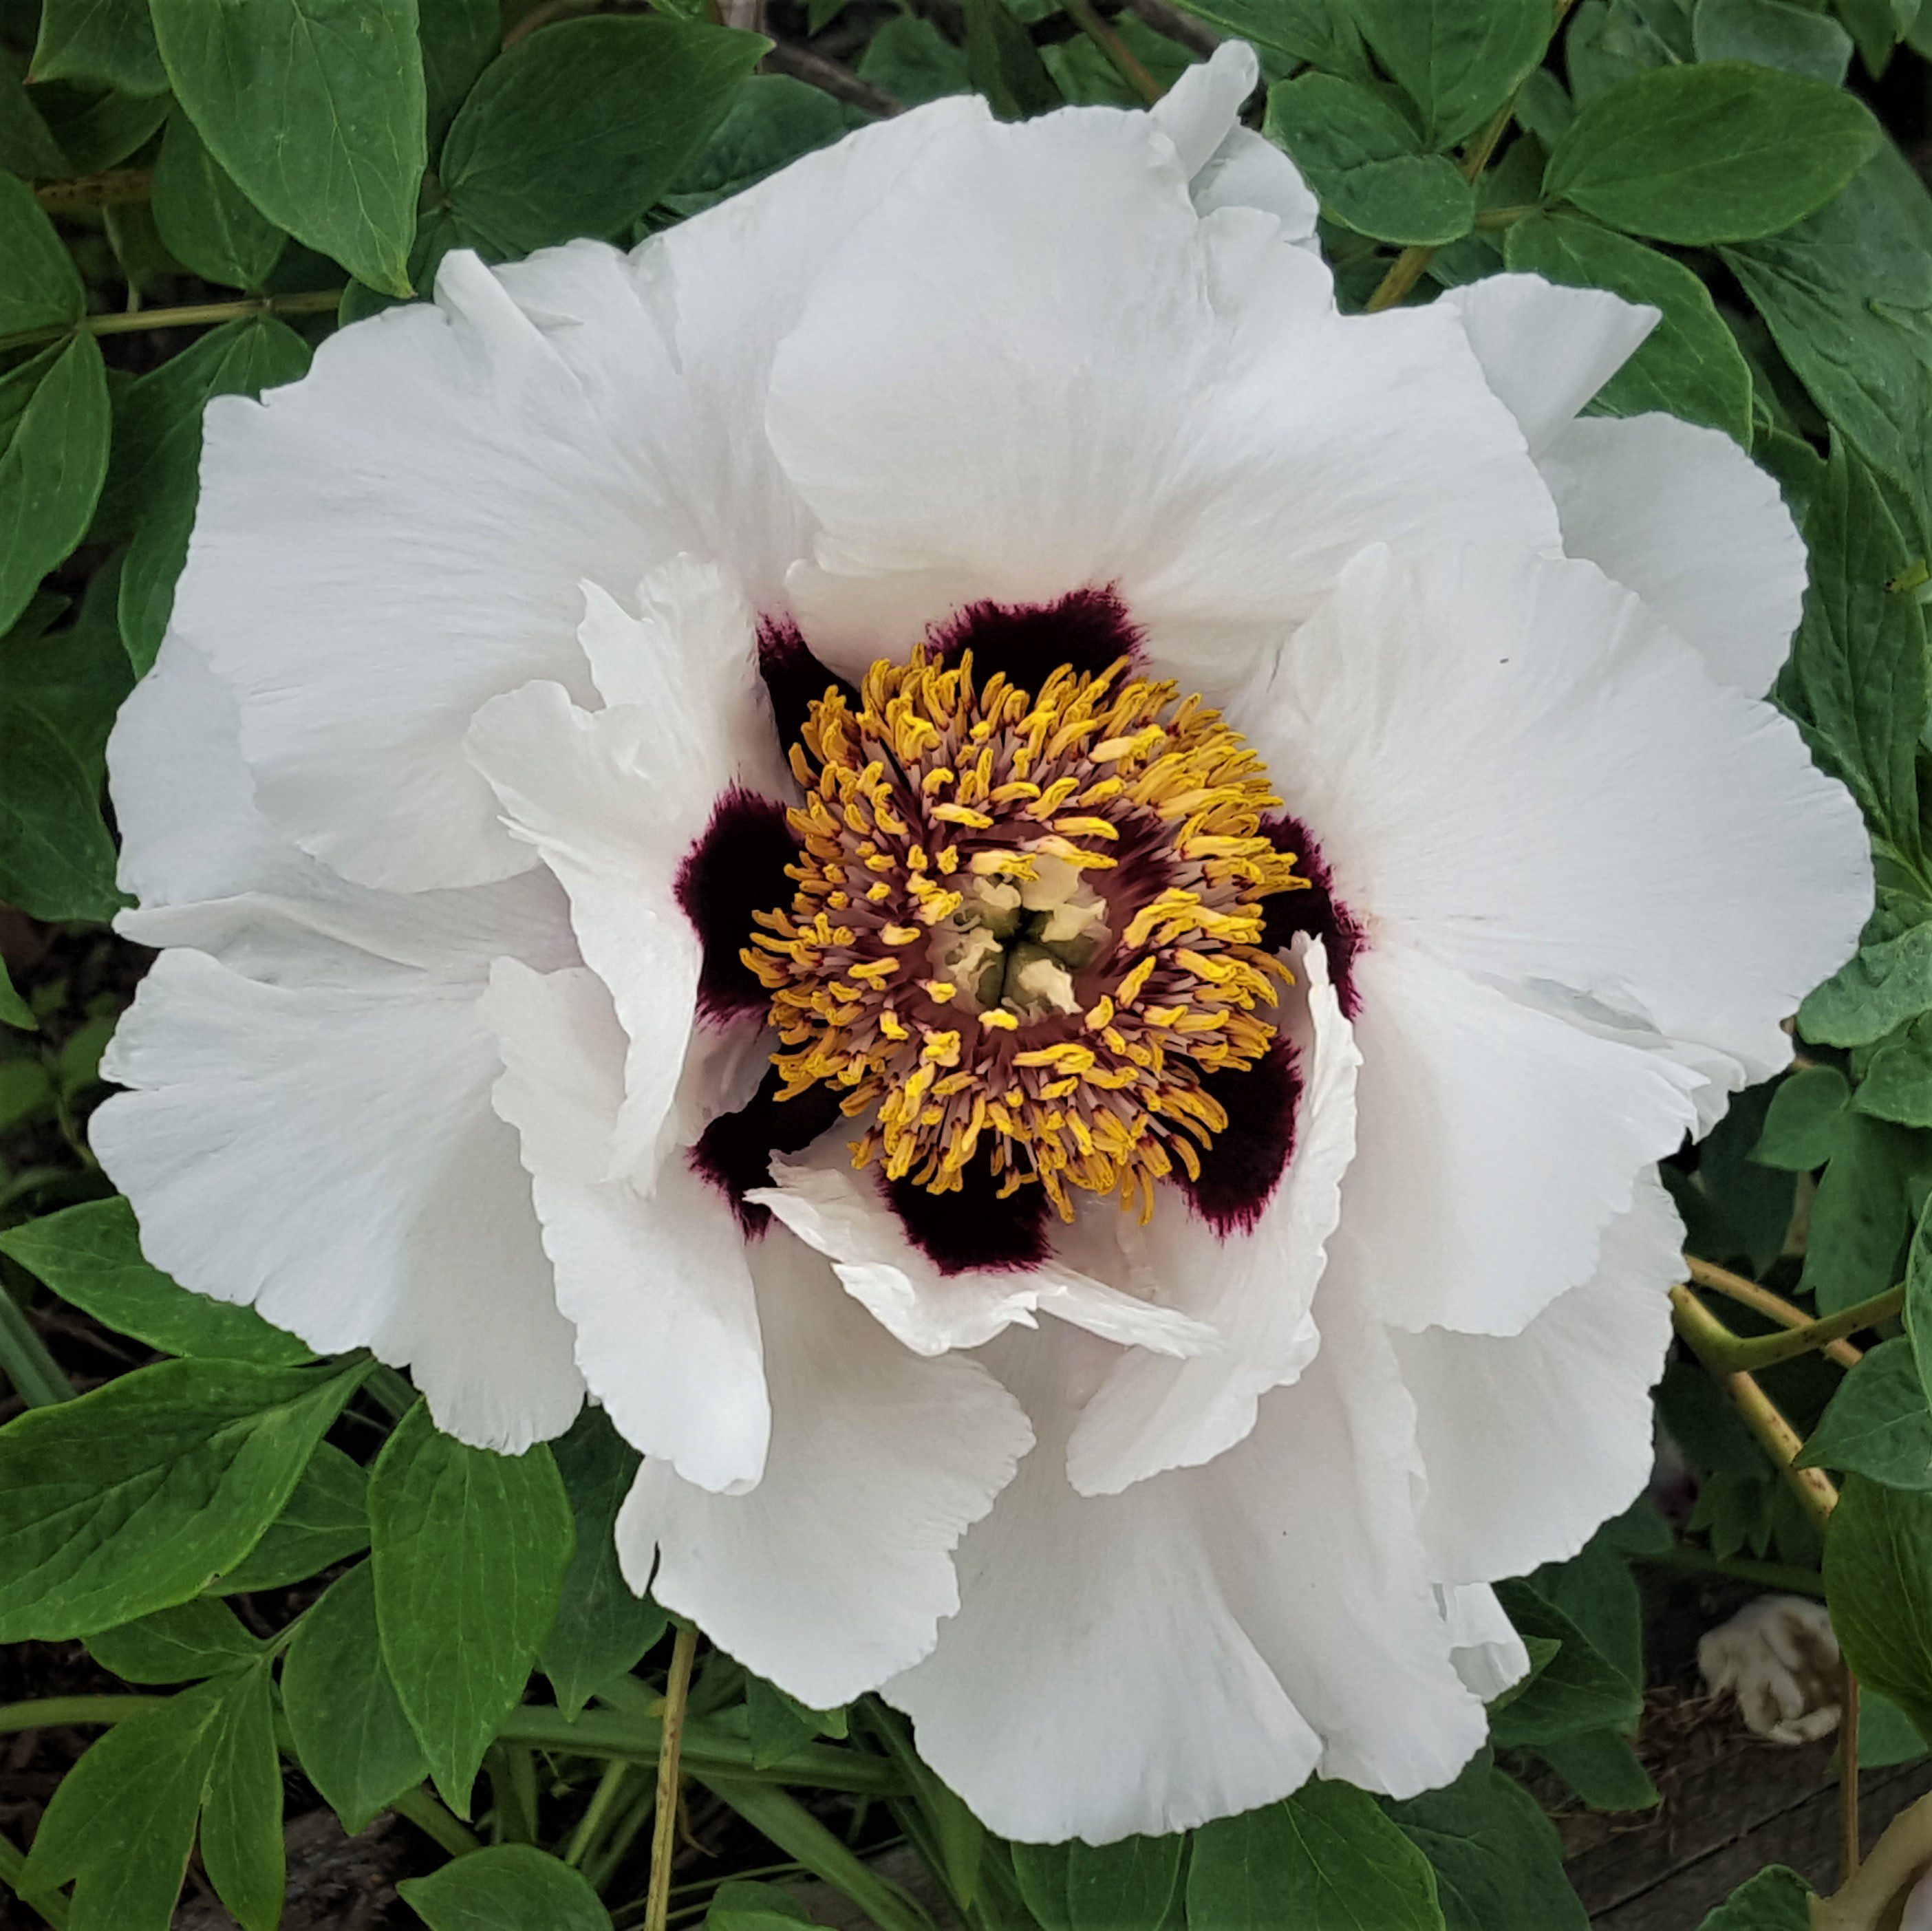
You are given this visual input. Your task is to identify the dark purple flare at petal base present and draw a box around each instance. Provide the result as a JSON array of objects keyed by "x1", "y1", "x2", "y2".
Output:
[
  {"x1": 674, "y1": 787, "x2": 797, "y2": 1024},
  {"x1": 691, "y1": 1071, "x2": 846, "y2": 1236},
  {"x1": 1176, "y1": 1039, "x2": 1300, "y2": 1238},
  {"x1": 758, "y1": 618, "x2": 857, "y2": 750},
  {"x1": 1260, "y1": 812, "x2": 1363, "y2": 1018},
  {"x1": 930, "y1": 587, "x2": 1143, "y2": 691},
  {"x1": 886, "y1": 1163, "x2": 1053, "y2": 1276}
]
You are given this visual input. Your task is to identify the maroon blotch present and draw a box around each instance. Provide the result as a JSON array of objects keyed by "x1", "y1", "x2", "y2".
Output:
[
  {"x1": 1177, "y1": 1039, "x2": 1300, "y2": 1238},
  {"x1": 675, "y1": 787, "x2": 797, "y2": 1024},
  {"x1": 691, "y1": 1071, "x2": 845, "y2": 1236},
  {"x1": 758, "y1": 617, "x2": 857, "y2": 751},
  {"x1": 930, "y1": 587, "x2": 1143, "y2": 691},
  {"x1": 886, "y1": 1161, "x2": 1053, "y2": 1276},
  {"x1": 1260, "y1": 813, "x2": 1364, "y2": 1017}
]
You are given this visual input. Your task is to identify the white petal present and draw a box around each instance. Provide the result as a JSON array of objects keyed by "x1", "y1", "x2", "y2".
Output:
[
  {"x1": 749, "y1": 1153, "x2": 1215, "y2": 1358},
  {"x1": 1540, "y1": 413, "x2": 1806, "y2": 695},
  {"x1": 110, "y1": 636, "x2": 575, "y2": 986},
  {"x1": 889, "y1": 1300, "x2": 1488, "y2": 1842},
  {"x1": 1395, "y1": 1174, "x2": 1682, "y2": 1583},
  {"x1": 464, "y1": 678, "x2": 714, "y2": 1176},
  {"x1": 484, "y1": 960, "x2": 769, "y2": 1493},
  {"x1": 616, "y1": 1233, "x2": 1031, "y2": 1708},
  {"x1": 1064, "y1": 936, "x2": 1359, "y2": 1495},
  {"x1": 1440, "y1": 1584, "x2": 1531, "y2": 1703},
  {"x1": 625, "y1": 97, "x2": 992, "y2": 618},
  {"x1": 91, "y1": 949, "x2": 583, "y2": 1452},
  {"x1": 1335, "y1": 946, "x2": 1699, "y2": 1334},
  {"x1": 767, "y1": 103, "x2": 1555, "y2": 683},
  {"x1": 1150, "y1": 41, "x2": 1258, "y2": 176},
  {"x1": 1443, "y1": 272, "x2": 1656, "y2": 460},
  {"x1": 1245, "y1": 542, "x2": 1872, "y2": 1099},
  {"x1": 1155, "y1": 42, "x2": 1320, "y2": 244}
]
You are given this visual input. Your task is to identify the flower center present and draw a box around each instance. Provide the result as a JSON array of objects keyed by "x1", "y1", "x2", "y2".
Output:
[{"x1": 744, "y1": 650, "x2": 1308, "y2": 1220}]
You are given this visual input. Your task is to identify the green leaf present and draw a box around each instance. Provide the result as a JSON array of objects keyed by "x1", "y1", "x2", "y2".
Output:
[
  {"x1": 150, "y1": 109, "x2": 288, "y2": 288},
  {"x1": 1856, "y1": 1014, "x2": 1932, "y2": 1128},
  {"x1": 438, "y1": 17, "x2": 767, "y2": 257},
  {"x1": 1797, "y1": 1340, "x2": 1932, "y2": 1486},
  {"x1": 35, "y1": 78, "x2": 170, "y2": 173},
  {"x1": 707, "y1": 1881, "x2": 815, "y2": 1931},
  {"x1": 1531, "y1": 1727, "x2": 1660, "y2": 1811},
  {"x1": 856, "y1": 16, "x2": 972, "y2": 106},
  {"x1": 1857, "y1": 1685, "x2": 1929, "y2": 1765},
  {"x1": 661, "y1": 74, "x2": 859, "y2": 220},
  {"x1": 1011, "y1": 1835, "x2": 1184, "y2": 1931},
  {"x1": 963, "y1": 0, "x2": 1062, "y2": 120},
  {"x1": 1905, "y1": 1191, "x2": 1932, "y2": 1410},
  {"x1": 1696, "y1": 1866, "x2": 1815, "y2": 1930},
  {"x1": 0, "y1": 958, "x2": 33, "y2": 1031},
  {"x1": 0, "y1": 1197, "x2": 312, "y2": 1366},
  {"x1": 0, "y1": 554, "x2": 131, "y2": 799},
  {"x1": 0, "y1": 63, "x2": 72, "y2": 178},
  {"x1": 1823, "y1": 1472, "x2": 1932, "y2": 1746},
  {"x1": 1723, "y1": 147, "x2": 1932, "y2": 508},
  {"x1": 398, "y1": 1843, "x2": 614, "y2": 1930},
  {"x1": 1691, "y1": 0, "x2": 1853, "y2": 80},
  {"x1": 0, "y1": 329, "x2": 111, "y2": 638},
  {"x1": 149, "y1": 0, "x2": 426, "y2": 296},
  {"x1": 1189, "y1": 1780, "x2": 1443, "y2": 1930},
  {"x1": 539, "y1": 1406, "x2": 667, "y2": 1718},
  {"x1": 198, "y1": 1658, "x2": 284, "y2": 1931},
  {"x1": 1387, "y1": 1757, "x2": 1587, "y2": 1931},
  {"x1": 1840, "y1": 0, "x2": 1918, "y2": 72},
  {"x1": 22, "y1": 1656, "x2": 283, "y2": 1931},
  {"x1": 1265, "y1": 74, "x2": 1474, "y2": 245},
  {"x1": 1777, "y1": 441, "x2": 1927, "y2": 874},
  {"x1": 1802, "y1": 1111, "x2": 1926, "y2": 1314},
  {"x1": 210, "y1": 1441, "x2": 369, "y2": 1592},
  {"x1": 744, "y1": 1677, "x2": 846, "y2": 1771},
  {"x1": 418, "y1": 0, "x2": 497, "y2": 152},
  {"x1": 1488, "y1": 1581, "x2": 1642, "y2": 1747},
  {"x1": 1543, "y1": 61, "x2": 1880, "y2": 244},
  {"x1": 370, "y1": 1401, "x2": 575, "y2": 1815},
  {"x1": 283, "y1": 1562, "x2": 430, "y2": 1834},
  {"x1": 0, "y1": 690, "x2": 120, "y2": 923},
  {"x1": 1343, "y1": 0, "x2": 1549, "y2": 147},
  {"x1": 32, "y1": 0, "x2": 169, "y2": 96},
  {"x1": 1752, "y1": 1064, "x2": 1852, "y2": 1167},
  {"x1": 1168, "y1": 0, "x2": 1371, "y2": 73},
  {"x1": 85, "y1": 1597, "x2": 266, "y2": 1683},
  {"x1": 1502, "y1": 213, "x2": 1753, "y2": 441},
  {"x1": 0, "y1": 1355, "x2": 366, "y2": 1640},
  {"x1": 21, "y1": 1674, "x2": 227, "y2": 1930},
  {"x1": 1805, "y1": 925, "x2": 1932, "y2": 1050},
  {"x1": 1042, "y1": 14, "x2": 1195, "y2": 108}
]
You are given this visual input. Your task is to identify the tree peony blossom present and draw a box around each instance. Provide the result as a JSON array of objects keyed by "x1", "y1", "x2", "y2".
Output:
[{"x1": 93, "y1": 43, "x2": 1869, "y2": 1843}]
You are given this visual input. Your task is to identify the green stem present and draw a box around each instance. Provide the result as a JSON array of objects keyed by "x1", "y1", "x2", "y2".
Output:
[
  {"x1": 494, "y1": 1707, "x2": 905, "y2": 1793},
  {"x1": 1695, "y1": 1283, "x2": 1903, "y2": 1376},
  {"x1": 586, "y1": 1780, "x2": 658, "y2": 1895},
  {"x1": 699, "y1": 1778, "x2": 936, "y2": 1931},
  {"x1": 0, "y1": 1696, "x2": 162, "y2": 1732},
  {"x1": 566, "y1": 1760, "x2": 634, "y2": 1868},
  {"x1": 0, "y1": 288, "x2": 344, "y2": 357},
  {"x1": 0, "y1": 1293, "x2": 71, "y2": 1406},
  {"x1": 34, "y1": 168, "x2": 152, "y2": 216},
  {"x1": 1670, "y1": 1286, "x2": 1840, "y2": 1531},
  {"x1": 1060, "y1": 0, "x2": 1163, "y2": 103},
  {"x1": 1472, "y1": 204, "x2": 1537, "y2": 230},
  {"x1": 491, "y1": 1743, "x2": 540, "y2": 1845},
  {"x1": 1634, "y1": 1545, "x2": 1827, "y2": 1598},
  {"x1": 390, "y1": 1787, "x2": 484, "y2": 1859},
  {"x1": 643, "y1": 1624, "x2": 699, "y2": 1931},
  {"x1": 0, "y1": 1828, "x2": 67, "y2": 1930}
]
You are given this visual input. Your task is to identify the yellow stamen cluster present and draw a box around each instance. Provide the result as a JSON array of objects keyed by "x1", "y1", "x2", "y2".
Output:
[{"x1": 743, "y1": 649, "x2": 1308, "y2": 1221}]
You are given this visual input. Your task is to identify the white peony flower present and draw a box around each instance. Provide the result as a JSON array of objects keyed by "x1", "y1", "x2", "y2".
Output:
[{"x1": 93, "y1": 43, "x2": 1870, "y2": 1844}]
